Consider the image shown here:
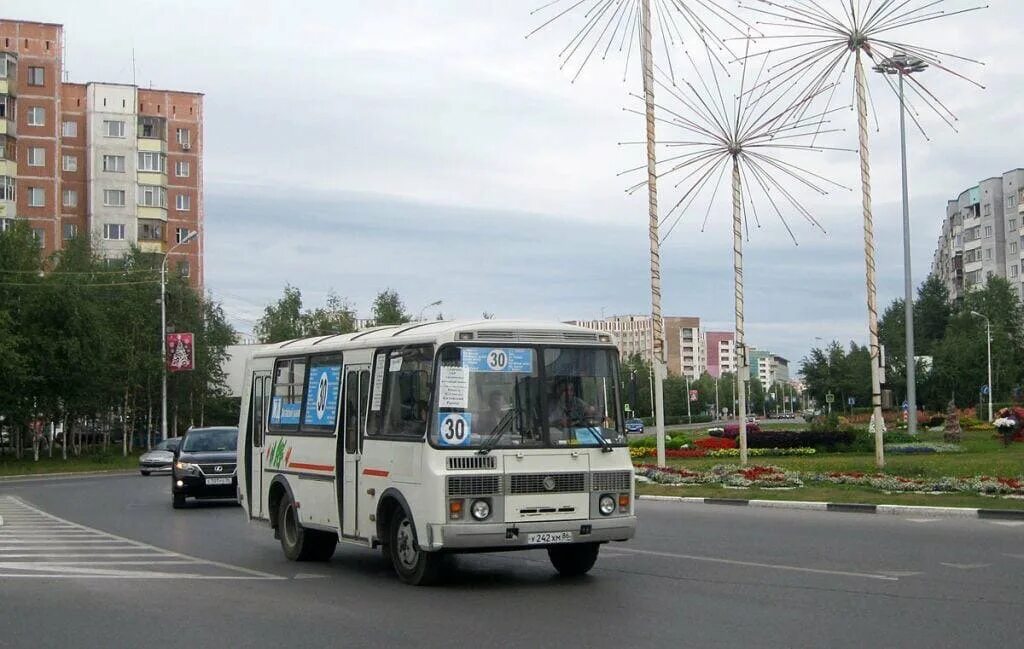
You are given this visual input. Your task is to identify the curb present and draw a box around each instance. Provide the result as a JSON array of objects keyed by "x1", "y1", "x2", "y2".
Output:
[
  {"x1": 637, "y1": 495, "x2": 1024, "y2": 520},
  {"x1": 0, "y1": 469, "x2": 137, "y2": 483}
]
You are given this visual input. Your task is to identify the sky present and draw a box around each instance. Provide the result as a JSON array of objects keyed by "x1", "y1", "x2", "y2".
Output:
[{"x1": 8, "y1": 1, "x2": 1023, "y2": 368}]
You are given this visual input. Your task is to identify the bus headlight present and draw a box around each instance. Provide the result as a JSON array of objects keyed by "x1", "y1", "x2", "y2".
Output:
[
  {"x1": 598, "y1": 494, "x2": 616, "y2": 516},
  {"x1": 471, "y1": 499, "x2": 491, "y2": 521}
]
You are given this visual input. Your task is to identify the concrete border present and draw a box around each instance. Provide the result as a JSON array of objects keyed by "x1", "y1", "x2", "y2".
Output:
[
  {"x1": 0, "y1": 470, "x2": 137, "y2": 483},
  {"x1": 638, "y1": 495, "x2": 1024, "y2": 520}
]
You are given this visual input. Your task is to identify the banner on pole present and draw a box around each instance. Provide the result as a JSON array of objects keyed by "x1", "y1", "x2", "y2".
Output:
[
  {"x1": 688, "y1": 389, "x2": 698, "y2": 402},
  {"x1": 167, "y1": 333, "x2": 195, "y2": 372}
]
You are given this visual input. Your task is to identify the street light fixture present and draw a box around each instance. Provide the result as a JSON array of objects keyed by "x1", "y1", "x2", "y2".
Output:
[
  {"x1": 161, "y1": 230, "x2": 198, "y2": 442},
  {"x1": 416, "y1": 299, "x2": 442, "y2": 322},
  {"x1": 970, "y1": 310, "x2": 993, "y2": 422},
  {"x1": 874, "y1": 52, "x2": 928, "y2": 436}
]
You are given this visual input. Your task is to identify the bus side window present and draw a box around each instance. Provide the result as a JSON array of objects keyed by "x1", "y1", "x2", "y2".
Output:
[
  {"x1": 358, "y1": 370, "x2": 370, "y2": 436},
  {"x1": 378, "y1": 346, "x2": 433, "y2": 437},
  {"x1": 345, "y1": 370, "x2": 359, "y2": 454},
  {"x1": 252, "y1": 375, "x2": 265, "y2": 447}
]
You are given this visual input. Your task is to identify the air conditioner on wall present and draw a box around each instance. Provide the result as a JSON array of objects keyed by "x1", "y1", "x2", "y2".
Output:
[{"x1": 181, "y1": 143, "x2": 191, "y2": 151}]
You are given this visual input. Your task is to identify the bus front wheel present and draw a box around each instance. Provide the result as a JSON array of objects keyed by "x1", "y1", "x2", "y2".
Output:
[
  {"x1": 388, "y1": 510, "x2": 444, "y2": 586},
  {"x1": 278, "y1": 494, "x2": 337, "y2": 562},
  {"x1": 548, "y1": 542, "x2": 600, "y2": 577}
]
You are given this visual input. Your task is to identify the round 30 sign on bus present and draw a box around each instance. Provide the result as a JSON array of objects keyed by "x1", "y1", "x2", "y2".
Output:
[{"x1": 438, "y1": 412, "x2": 472, "y2": 446}]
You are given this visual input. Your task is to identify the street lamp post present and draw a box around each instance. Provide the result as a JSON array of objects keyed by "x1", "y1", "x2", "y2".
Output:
[
  {"x1": 970, "y1": 310, "x2": 993, "y2": 421},
  {"x1": 161, "y1": 230, "x2": 198, "y2": 442},
  {"x1": 874, "y1": 53, "x2": 928, "y2": 436},
  {"x1": 416, "y1": 299, "x2": 442, "y2": 321}
]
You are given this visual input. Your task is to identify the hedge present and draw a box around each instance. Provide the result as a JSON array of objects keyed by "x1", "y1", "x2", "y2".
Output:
[{"x1": 710, "y1": 428, "x2": 857, "y2": 450}]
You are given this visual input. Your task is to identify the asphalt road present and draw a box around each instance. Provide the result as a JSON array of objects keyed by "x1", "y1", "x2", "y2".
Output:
[{"x1": 0, "y1": 473, "x2": 1021, "y2": 649}]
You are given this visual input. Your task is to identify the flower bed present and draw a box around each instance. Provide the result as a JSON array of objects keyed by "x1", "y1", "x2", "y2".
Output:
[
  {"x1": 693, "y1": 436, "x2": 736, "y2": 450},
  {"x1": 807, "y1": 470, "x2": 1024, "y2": 495},
  {"x1": 635, "y1": 463, "x2": 804, "y2": 488},
  {"x1": 883, "y1": 442, "x2": 962, "y2": 454},
  {"x1": 706, "y1": 447, "x2": 816, "y2": 458}
]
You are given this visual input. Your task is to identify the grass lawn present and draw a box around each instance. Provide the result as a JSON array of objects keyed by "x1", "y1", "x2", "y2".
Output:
[
  {"x1": 0, "y1": 451, "x2": 141, "y2": 477},
  {"x1": 636, "y1": 429, "x2": 1024, "y2": 509}
]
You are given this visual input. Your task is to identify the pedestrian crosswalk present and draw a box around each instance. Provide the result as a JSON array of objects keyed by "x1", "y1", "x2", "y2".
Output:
[{"x1": 0, "y1": 496, "x2": 283, "y2": 580}]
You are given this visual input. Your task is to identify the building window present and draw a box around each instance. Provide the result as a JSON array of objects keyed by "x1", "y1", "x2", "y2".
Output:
[
  {"x1": 1012, "y1": 241, "x2": 1019, "y2": 254},
  {"x1": 103, "y1": 189, "x2": 126, "y2": 207},
  {"x1": 138, "y1": 220, "x2": 163, "y2": 241},
  {"x1": 1011, "y1": 219, "x2": 1018, "y2": 230},
  {"x1": 1009, "y1": 195, "x2": 1018, "y2": 209},
  {"x1": 138, "y1": 116, "x2": 165, "y2": 139},
  {"x1": 176, "y1": 128, "x2": 191, "y2": 148},
  {"x1": 0, "y1": 96, "x2": 6, "y2": 119},
  {"x1": 137, "y1": 151, "x2": 166, "y2": 173},
  {"x1": 175, "y1": 160, "x2": 190, "y2": 177},
  {"x1": 62, "y1": 155, "x2": 77, "y2": 172},
  {"x1": 175, "y1": 194, "x2": 190, "y2": 211},
  {"x1": 27, "y1": 186, "x2": 44, "y2": 207},
  {"x1": 177, "y1": 260, "x2": 190, "y2": 278},
  {"x1": 62, "y1": 188, "x2": 77, "y2": 207},
  {"x1": 175, "y1": 227, "x2": 191, "y2": 243},
  {"x1": 63, "y1": 223, "x2": 77, "y2": 240},
  {"x1": 985, "y1": 248, "x2": 992, "y2": 260},
  {"x1": 62, "y1": 120, "x2": 77, "y2": 137},
  {"x1": 103, "y1": 120, "x2": 126, "y2": 138},
  {"x1": 984, "y1": 225, "x2": 993, "y2": 237},
  {"x1": 102, "y1": 155, "x2": 126, "y2": 173},
  {"x1": 27, "y1": 66, "x2": 44, "y2": 86},
  {"x1": 103, "y1": 223, "x2": 126, "y2": 240},
  {"x1": 983, "y1": 203, "x2": 991, "y2": 217},
  {"x1": 32, "y1": 228, "x2": 45, "y2": 247},
  {"x1": 137, "y1": 185, "x2": 167, "y2": 208},
  {"x1": 0, "y1": 176, "x2": 13, "y2": 201},
  {"x1": 27, "y1": 147, "x2": 44, "y2": 166},
  {"x1": 1012, "y1": 265, "x2": 1019, "y2": 279},
  {"x1": 27, "y1": 106, "x2": 45, "y2": 126}
]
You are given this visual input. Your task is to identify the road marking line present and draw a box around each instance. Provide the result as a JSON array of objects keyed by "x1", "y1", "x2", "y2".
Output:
[
  {"x1": 906, "y1": 518, "x2": 940, "y2": 523},
  {"x1": 988, "y1": 521, "x2": 1024, "y2": 527},
  {"x1": 940, "y1": 562, "x2": 991, "y2": 570},
  {"x1": 613, "y1": 547, "x2": 899, "y2": 581},
  {"x1": 0, "y1": 496, "x2": 285, "y2": 580},
  {"x1": 0, "y1": 553, "x2": 176, "y2": 558}
]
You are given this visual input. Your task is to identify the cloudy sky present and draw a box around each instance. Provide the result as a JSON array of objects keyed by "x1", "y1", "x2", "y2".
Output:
[{"x1": 10, "y1": 1, "x2": 1022, "y2": 367}]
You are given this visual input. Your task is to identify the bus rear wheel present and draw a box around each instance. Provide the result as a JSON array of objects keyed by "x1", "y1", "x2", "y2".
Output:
[
  {"x1": 388, "y1": 510, "x2": 444, "y2": 586},
  {"x1": 548, "y1": 542, "x2": 600, "y2": 577},
  {"x1": 278, "y1": 494, "x2": 337, "y2": 562}
]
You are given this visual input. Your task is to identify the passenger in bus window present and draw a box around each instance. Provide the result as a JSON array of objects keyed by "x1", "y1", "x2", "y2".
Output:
[{"x1": 547, "y1": 378, "x2": 595, "y2": 429}]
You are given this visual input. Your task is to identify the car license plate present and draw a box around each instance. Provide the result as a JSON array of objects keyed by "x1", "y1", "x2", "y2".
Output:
[
  {"x1": 527, "y1": 531, "x2": 573, "y2": 545},
  {"x1": 205, "y1": 477, "x2": 232, "y2": 485}
]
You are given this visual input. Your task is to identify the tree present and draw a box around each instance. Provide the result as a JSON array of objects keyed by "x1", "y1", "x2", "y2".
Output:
[
  {"x1": 302, "y1": 291, "x2": 356, "y2": 337},
  {"x1": 372, "y1": 288, "x2": 411, "y2": 325},
  {"x1": 914, "y1": 274, "x2": 952, "y2": 355},
  {"x1": 255, "y1": 284, "x2": 304, "y2": 343}
]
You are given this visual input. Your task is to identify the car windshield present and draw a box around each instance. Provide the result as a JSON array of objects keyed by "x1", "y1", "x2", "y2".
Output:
[
  {"x1": 181, "y1": 429, "x2": 237, "y2": 453},
  {"x1": 432, "y1": 346, "x2": 624, "y2": 449}
]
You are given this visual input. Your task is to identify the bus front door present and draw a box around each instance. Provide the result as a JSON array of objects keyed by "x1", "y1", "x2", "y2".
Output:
[
  {"x1": 246, "y1": 371, "x2": 271, "y2": 520},
  {"x1": 339, "y1": 365, "x2": 370, "y2": 539}
]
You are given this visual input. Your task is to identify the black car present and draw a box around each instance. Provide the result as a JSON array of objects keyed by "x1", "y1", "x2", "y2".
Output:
[{"x1": 171, "y1": 426, "x2": 239, "y2": 509}]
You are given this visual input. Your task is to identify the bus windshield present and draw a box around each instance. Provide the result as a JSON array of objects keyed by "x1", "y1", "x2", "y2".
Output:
[{"x1": 433, "y1": 346, "x2": 624, "y2": 450}]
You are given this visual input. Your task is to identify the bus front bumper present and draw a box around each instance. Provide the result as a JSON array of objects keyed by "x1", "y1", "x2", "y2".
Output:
[{"x1": 430, "y1": 516, "x2": 637, "y2": 551}]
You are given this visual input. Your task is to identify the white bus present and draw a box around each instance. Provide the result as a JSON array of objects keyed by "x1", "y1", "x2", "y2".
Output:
[{"x1": 237, "y1": 320, "x2": 636, "y2": 585}]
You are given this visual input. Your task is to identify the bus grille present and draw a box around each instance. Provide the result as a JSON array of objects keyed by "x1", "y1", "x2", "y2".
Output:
[
  {"x1": 591, "y1": 471, "x2": 632, "y2": 492},
  {"x1": 447, "y1": 475, "x2": 502, "y2": 497},
  {"x1": 509, "y1": 472, "x2": 586, "y2": 494},
  {"x1": 446, "y1": 456, "x2": 497, "y2": 471}
]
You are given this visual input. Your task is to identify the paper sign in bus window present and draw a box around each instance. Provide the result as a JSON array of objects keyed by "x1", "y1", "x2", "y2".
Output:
[
  {"x1": 371, "y1": 359, "x2": 386, "y2": 411},
  {"x1": 437, "y1": 412, "x2": 472, "y2": 446},
  {"x1": 438, "y1": 366, "x2": 470, "y2": 409},
  {"x1": 462, "y1": 348, "x2": 533, "y2": 373},
  {"x1": 303, "y1": 363, "x2": 341, "y2": 427}
]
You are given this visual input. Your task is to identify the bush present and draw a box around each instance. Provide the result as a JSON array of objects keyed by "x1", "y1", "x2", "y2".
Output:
[{"x1": 926, "y1": 414, "x2": 946, "y2": 428}]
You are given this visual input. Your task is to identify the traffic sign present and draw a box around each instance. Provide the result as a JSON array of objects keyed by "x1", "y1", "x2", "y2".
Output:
[
  {"x1": 847, "y1": 397, "x2": 855, "y2": 406},
  {"x1": 825, "y1": 392, "x2": 835, "y2": 404},
  {"x1": 902, "y1": 400, "x2": 909, "y2": 412},
  {"x1": 981, "y1": 385, "x2": 990, "y2": 395},
  {"x1": 688, "y1": 389, "x2": 698, "y2": 402}
]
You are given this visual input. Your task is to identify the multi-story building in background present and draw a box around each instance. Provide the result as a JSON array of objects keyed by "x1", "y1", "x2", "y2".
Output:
[
  {"x1": 0, "y1": 19, "x2": 204, "y2": 287},
  {"x1": 932, "y1": 169, "x2": 1024, "y2": 303},
  {"x1": 568, "y1": 314, "x2": 702, "y2": 379},
  {"x1": 703, "y1": 331, "x2": 736, "y2": 378},
  {"x1": 748, "y1": 348, "x2": 789, "y2": 386}
]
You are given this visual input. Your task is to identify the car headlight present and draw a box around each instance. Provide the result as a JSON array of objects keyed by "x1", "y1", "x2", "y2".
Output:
[
  {"x1": 470, "y1": 499, "x2": 491, "y2": 521},
  {"x1": 599, "y1": 494, "x2": 616, "y2": 516},
  {"x1": 175, "y1": 461, "x2": 198, "y2": 474}
]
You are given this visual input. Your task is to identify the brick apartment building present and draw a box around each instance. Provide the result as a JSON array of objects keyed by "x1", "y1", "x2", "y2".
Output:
[{"x1": 0, "y1": 19, "x2": 204, "y2": 287}]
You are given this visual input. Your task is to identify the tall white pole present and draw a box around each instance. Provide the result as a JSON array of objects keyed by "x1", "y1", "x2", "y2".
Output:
[
  {"x1": 160, "y1": 261, "x2": 168, "y2": 442},
  {"x1": 732, "y1": 158, "x2": 748, "y2": 465},
  {"x1": 685, "y1": 374, "x2": 691, "y2": 423},
  {"x1": 640, "y1": 0, "x2": 668, "y2": 467},
  {"x1": 897, "y1": 70, "x2": 918, "y2": 436},
  {"x1": 986, "y1": 320, "x2": 993, "y2": 421},
  {"x1": 855, "y1": 51, "x2": 885, "y2": 469}
]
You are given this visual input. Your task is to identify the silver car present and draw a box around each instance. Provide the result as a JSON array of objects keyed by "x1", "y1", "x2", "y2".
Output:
[{"x1": 139, "y1": 438, "x2": 181, "y2": 476}]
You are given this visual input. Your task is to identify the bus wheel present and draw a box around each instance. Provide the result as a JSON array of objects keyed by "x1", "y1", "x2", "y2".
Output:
[
  {"x1": 548, "y1": 543, "x2": 600, "y2": 577},
  {"x1": 388, "y1": 510, "x2": 444, "y2": 586},
  {"x1": 278, "y1": 494, "x2": 337, "y2": 562}
]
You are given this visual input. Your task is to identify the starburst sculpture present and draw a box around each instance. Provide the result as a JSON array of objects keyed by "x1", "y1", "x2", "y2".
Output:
[
  {"x1": 621, "y1": 43, "x2": 850, "y2": 462},
  {"x1": 737, "y1": 0, "x2": 985, "y2": 467},
  {"x1": 528, "y1": 0, "x2": 749, "y2": 467}
]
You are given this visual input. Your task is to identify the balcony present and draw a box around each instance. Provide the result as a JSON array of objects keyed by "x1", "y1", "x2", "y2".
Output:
[
  {"x1": 137, "y1": 171, "x2": 167, "y2": 187},
  {"x1": 137, "y1": 137, "x2": 166, "y2": 154},
  {"x1": 138, "y1": 205, "x2": 167, "y2": 221},
  {"x1": 0, "y1": 118, "x2": 14, "y2": 138},
  {"x1": 138, "y1": 240, "x2": 166, "y2": 254}
]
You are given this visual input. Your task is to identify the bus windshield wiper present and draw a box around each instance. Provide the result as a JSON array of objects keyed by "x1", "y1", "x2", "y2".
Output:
[
  {"x1": 476, "y1": 409, "x2": 516, "y2": 455},
  {"x1": 572, "y1": 420, "x2": 613, "y2": 453}
]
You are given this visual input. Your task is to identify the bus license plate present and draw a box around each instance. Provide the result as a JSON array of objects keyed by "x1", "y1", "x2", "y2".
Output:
[
  {"x1": 527, "y1": 531, "x2": 573, "y2": 545},
  {"x1": 205, "y1": 477, "x2": 232, "y2": 486}
]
